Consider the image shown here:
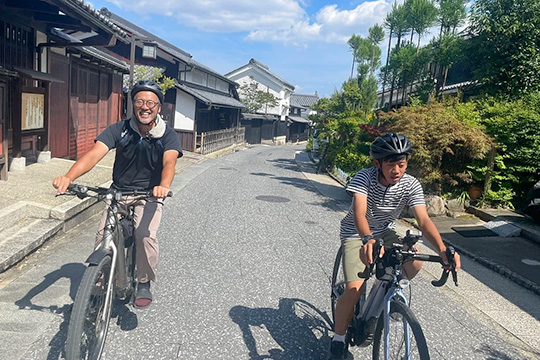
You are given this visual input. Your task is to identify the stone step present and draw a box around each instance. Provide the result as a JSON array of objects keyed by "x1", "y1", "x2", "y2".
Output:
[
  {"x1": 0, "y1": 218, "x2": 63, "y2": 272},
  {"x1": 0, "y1": 201, "x2": 51, "y2": 231}
]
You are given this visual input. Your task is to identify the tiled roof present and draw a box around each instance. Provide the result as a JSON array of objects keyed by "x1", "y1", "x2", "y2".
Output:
[
  {"x1": 79, "y1": 47, "x2": 129, "y2": 71},
  {"x1": 100, "y1": 8, "x2": 236, "y2": 85},
  {"x1": 58, "y1": 0, "x2": 128, "y2": 38},
  {"x1": 290, "y1": 93, "x2": 319, "y2": 108},
  {"x1": 225, "y1": 58, "x2": 295, "y2": 90},
  {"x1": 176, "y1": 83, "x2": 245, "y2": 109},
  {"x1": 287, "y1": 115, "x2": 311, "y2": 124}
]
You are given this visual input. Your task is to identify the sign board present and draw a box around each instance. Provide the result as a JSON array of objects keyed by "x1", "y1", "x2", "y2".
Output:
[{"x1": 21, "y1": 92, "x2": 45, "y2": 130}]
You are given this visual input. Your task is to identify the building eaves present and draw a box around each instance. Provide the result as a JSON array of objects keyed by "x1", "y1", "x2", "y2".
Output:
[
  {"x1": 176, "y1": 82, "x2": 245, "y2": 109},
  {"x1": 78, "y1": 46, "x2": 129, "y2": 72},
  {"x1": 100, "y1": 8, "x2": 237, "y2": 86},
  {"x1": 55, "y1": 0, "x2": 128, "y2": 39},
  {"x1": 225, "y1": 58, "x2": 295, "y2": 91}
]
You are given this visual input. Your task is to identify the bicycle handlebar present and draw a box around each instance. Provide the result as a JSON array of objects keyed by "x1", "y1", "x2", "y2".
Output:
[
  {"x1": 369, "y1": 231, "x2": 458, "y2": 287},
  {"x1": 65, "y1": 184, "x2": 173, "y2": 199}
]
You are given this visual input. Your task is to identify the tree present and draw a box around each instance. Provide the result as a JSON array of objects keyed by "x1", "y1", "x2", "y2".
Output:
[
  {"x1": 125, "y1": 65, "x2": 175, "y2": 96},
  {"x1": 431, "y1": 33, "x2": 464, "y2": 94},
  {"x1": 368, "y1": 24, "x2": 385, "y2": 77},
  {"x1": 382, "y1": 3, "x2": 410, "y2": 108},
  {"x1": 468, "y1": 0, "x2": 540, "y2": 98},
  {"x1": 347, "y1": 34, "x2": 362, "y2": 79},
  {"x1": 238, "y1": 81, "x2": 278, "y2": 114},
  {"x1": 437, "y1": 0, "x2": 467, "y2": 35},
  {"x1": 406, "y1": 0, "x2": 438, "y2": 49}
]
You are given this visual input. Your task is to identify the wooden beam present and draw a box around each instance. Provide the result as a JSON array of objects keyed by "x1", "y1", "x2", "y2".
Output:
[
  {"x1": 5, "y1": 0, "x2": 58, "y2": 14},
  {"x1": 34, "y1": 12, "x2": 83, "y2": 27}
]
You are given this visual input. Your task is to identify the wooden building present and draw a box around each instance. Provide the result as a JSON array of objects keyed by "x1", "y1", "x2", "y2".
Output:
[{"x1": 0, "y1": 0, "x2": 129, "y2": 179}]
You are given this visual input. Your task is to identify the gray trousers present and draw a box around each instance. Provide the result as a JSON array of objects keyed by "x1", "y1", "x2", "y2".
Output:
[{"x1": 95, "y1": 198, "x2": 163, "y2": 283}]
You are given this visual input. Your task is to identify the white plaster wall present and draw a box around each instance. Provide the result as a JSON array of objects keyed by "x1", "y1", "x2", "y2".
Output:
[
  {"x1": 232, "y1": 72, "x2": 286, "y2": 117},
  {"x1": 36, "y1": 31, "x2": 48, "y2": 72},
  {"x1": 174, "y1": 91, "x2": 196, "y2": 131}
]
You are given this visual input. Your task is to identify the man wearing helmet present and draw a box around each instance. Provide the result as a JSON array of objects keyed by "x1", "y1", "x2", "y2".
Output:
[
  {"x1": 328, "y1": 133, "x2": 461, "y2": 359},
  {"x1": 53, "y1": 81, "x2": 183, "y2": 309}
]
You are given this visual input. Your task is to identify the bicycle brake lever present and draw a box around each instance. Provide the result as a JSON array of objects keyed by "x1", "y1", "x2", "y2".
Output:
[{"x1": 451, "y1": 269, "x2": 458, "y2": 286}]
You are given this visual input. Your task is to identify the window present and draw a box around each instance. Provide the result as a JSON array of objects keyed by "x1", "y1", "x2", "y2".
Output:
[
  {"x1": 207, "y1": 75, "x2": 216, "y2": 89},
  {"x1": 142, "y1": 44, "x2": 157, "y2": 59},
  {"x1": 191, "y1": 69, "x2": 206, "y2": 86}
]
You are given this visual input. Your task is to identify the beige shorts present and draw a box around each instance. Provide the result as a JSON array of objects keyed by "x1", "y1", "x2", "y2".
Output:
[{"x1": 342, "y1": 229, "x2": 401, "y2": 282}]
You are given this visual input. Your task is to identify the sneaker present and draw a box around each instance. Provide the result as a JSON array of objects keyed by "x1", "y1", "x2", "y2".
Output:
[
  {"x1": 134, "y1": 282, "x2": 152, "y2": 308},
  {"x1": 327, "y1": 340, "x2": 346, "y2": 360}
]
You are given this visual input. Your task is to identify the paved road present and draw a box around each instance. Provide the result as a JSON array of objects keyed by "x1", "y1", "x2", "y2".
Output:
[{"x1": 0, "y1": 144, "x2": 538, "y2": 359}]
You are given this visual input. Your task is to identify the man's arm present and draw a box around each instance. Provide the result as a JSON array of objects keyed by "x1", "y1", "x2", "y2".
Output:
[
  {"x1": 412, "y1": 205, "x2": 461, "y2": 269},
  {"x1": 152, "y1": 149, "x2": 179, "y2": 198},
  {"x1": 52, "y1": 141, "x2": 109, "y2": 194},
  {"x1": 353, "y1": 193, "x2": 379, "y2": 266}
]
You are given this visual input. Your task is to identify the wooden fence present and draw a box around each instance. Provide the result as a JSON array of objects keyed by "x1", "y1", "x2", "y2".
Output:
[{"x1": 199, "y1": 127, "x2": 245, "y2": 155}]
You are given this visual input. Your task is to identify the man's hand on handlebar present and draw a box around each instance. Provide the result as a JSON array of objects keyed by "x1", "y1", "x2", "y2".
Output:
[
  {"x1": 439, "y1": 247, "x2": 461, "y2": 272},
  {"x1": 52, "y1": 176, "x2": 73, "y2": 195},
  {"x1": 152, "y1": 185, "x2": 171, "y2": 199},
  {"x1": 360, "y1": 238, "x2": 383, "y2": 266}
]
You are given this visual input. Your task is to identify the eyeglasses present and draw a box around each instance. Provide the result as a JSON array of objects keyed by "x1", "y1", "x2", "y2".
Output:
[{"x1": 134, "y1": 99, "x2": 160, "y2": 108}]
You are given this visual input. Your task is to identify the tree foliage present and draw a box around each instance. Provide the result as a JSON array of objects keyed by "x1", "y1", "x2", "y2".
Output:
[
  {"x1": 238, "y1": 81, "x2": 279, "y2": 114},
  {"x1": 125, "y1": 65, "x2": 175, "y2": 96},
  {"x1": 377, "y1": 99, "x2": 492, "y2": 194},
  {"x1": 468, "y1": 0, "x2": 540, "y2": 98}
]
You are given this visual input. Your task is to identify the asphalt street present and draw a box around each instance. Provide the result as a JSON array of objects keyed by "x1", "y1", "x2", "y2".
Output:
[{"x1": 0, "y1": 144, "x2": 538, "y2": 359}]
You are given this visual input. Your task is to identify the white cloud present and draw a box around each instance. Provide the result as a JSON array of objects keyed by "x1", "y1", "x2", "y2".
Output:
[{"x1": 103, "y1": 0, "x2": 394, "y2": 45}]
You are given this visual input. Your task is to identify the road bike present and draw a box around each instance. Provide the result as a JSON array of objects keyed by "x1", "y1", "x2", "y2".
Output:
[
  {"x1": 330, "y1": 230, "x2": 458, "y2": 360},
  {"x1": 62, "y1": 184, "x2": 171, "y2": 360}
]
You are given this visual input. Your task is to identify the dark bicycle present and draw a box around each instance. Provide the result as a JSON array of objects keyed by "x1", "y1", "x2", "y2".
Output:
[
  {"x1": 62, "y1": 184, "x2": 171, "y2": 360},
  {"x1": 330, "y1": 230, "x2": 458, "y2": 360}
]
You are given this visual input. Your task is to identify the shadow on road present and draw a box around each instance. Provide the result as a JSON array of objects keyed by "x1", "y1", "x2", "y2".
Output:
[
  {"x1": 230, "y1": 298, "x2": 331, "y2": 360},
  {"x1": 15, "y1": 263, "x2": 85, "y2": 359},
  {"x1": 15, "y1": 262, "x2": 139, "y2": 359}
]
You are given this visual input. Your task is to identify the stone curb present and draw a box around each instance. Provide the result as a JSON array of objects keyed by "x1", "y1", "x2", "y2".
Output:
[
  {"x1": 467, "y1": 206, "x2": 540, "y2": 245},
  {"x1": 0, "y1": 219, "x2": 63, "y2": 273}
]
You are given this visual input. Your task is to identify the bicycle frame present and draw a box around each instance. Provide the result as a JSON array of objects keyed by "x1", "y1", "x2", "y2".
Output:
[
  {"x1": 87, "y1": 192, "x2": 135, "y2": 322},
  {"x1": 332, "y1": 231, "x2": 458, "y2": 360}
]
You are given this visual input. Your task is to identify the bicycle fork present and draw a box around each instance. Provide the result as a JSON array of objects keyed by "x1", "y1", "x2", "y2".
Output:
[{"x1": 383, "y1": 287, "x2": 410, "y2": 360}]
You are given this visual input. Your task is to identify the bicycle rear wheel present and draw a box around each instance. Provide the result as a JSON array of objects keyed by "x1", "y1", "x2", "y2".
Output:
[
  {"x1": 372, "y1": 300, "x2": 429, "y2": 360},
  {"x1": 65, "y1": 255, "x2": 113, "y2": 360}
]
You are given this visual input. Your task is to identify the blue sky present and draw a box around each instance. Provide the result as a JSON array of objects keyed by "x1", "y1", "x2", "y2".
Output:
[{"x1": 87, "y1": 0, "x2": 401, "y2": 98}]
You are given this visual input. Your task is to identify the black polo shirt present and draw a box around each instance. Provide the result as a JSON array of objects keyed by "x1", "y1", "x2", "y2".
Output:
[{"x1": 96, "y1": 120, "x2": 183, "y2": 190}]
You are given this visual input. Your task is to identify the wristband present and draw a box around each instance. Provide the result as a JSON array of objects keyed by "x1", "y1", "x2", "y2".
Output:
[{"x1": 361, "y1": 235, "x2": 374, "y2": 245}]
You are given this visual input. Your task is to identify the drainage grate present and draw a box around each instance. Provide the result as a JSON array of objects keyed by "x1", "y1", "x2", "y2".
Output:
[{"x1": 256, "y1": 195, "x2": 291, "y2": 203}]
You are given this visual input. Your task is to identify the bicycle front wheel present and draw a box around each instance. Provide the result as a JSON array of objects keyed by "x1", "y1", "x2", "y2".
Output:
[
  {"x1": 372, "y1": 300, "x2": 429, "y2": 360},
  {"x1": 330, "y1": 245, "x2": 345, "y2": 326},
  {"x1": 65, "y1": 255, "x2": 113, "y2": 360}
]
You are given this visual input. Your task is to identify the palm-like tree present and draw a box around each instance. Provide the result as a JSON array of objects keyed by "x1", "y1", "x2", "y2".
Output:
[{"x1": 347, "y1": 34, "x2": 362, "y2": 79}]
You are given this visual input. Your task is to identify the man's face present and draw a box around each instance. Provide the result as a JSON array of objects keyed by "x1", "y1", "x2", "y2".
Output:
[
  {"x1": 133, "y1": 91, "x2": 161, "y2": 125},
  {"x1": 375, "y1": 158, "x2": 408, "y2": 185}
]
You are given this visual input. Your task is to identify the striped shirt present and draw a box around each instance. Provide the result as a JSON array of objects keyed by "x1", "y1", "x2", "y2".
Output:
[{"x1": 340, "y1": 167, "x2": 425, "y2": 240}]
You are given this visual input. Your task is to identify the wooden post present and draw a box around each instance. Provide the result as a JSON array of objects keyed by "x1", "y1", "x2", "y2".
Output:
[{"x1": 484, "y1": 145, "x2": 496, "y2": 194}]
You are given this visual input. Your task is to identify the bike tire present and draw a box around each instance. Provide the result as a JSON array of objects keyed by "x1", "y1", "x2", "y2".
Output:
[
  {"x1": 65, "y1": 255, "x2": 113, "y2": 360},
  {"x1": 330, "y1": 246, "x2": 345, "y2": 326},
  {"x1": 372, "y1": 300, "x2": 429, "y2": 360}
]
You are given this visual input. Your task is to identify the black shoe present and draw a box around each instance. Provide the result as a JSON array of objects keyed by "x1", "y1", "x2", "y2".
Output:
[
  {"x1": 327, "y1": 340, "x2": 346, "y2": 360},
  {"x1": 134, "y1": 282, "x2": 152, "y2": 308}
]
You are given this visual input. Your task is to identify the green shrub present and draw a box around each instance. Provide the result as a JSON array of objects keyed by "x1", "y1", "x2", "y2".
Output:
[{"x1": 377, "y1": 99, "x2": 492, "y2": 194}]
